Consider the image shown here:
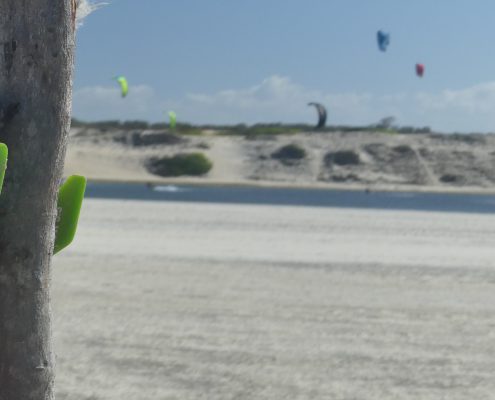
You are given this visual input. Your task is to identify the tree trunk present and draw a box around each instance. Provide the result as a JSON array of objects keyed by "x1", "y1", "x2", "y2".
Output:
[{"x1": 0, "y1": 1, "x2": 75, "y2": 399}]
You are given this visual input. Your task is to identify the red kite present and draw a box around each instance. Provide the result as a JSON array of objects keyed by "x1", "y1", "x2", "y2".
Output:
[{"x1": 416, "y1": 63, "x2": 425, "y2": 78}]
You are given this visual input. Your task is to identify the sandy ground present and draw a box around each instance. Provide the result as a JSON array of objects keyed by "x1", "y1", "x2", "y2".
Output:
[{"x1": 53, "y1": 199, "x2": 495, "y2": 399}]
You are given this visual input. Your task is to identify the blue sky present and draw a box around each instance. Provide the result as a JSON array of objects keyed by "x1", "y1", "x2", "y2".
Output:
[{"x1": 74, "y1": 0, "x2": 495, "y2": 132}]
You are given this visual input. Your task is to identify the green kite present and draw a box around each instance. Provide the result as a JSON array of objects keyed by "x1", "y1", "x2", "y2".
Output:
[
  {"x1": 168, "y1": 111, "x2": 177, "y2": 130},
  {"x1": 114, "y1": 76, "x2": 129, "y2": 98}
]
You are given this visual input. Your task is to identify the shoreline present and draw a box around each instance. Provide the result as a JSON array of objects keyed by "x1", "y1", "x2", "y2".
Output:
[{"x1": 81, "y1": 176, "x2": 495, "y2": 197}]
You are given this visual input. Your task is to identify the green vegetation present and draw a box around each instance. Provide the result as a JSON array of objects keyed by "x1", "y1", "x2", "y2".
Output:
[
  {"x1": 271, "y1": 144, "x2": 307, "y2": 164},
  {"x1": 146, "y1": 153, "x2": 213, "y2": 177},
  {"x1": 151, "y1": 122, "x2": 203, "y2": 135},
  {"x1": 71, "y1": 119, "x2": 433, "y2": 136},
  {"x1": 122, "y1": 120, "x2": 150, "y2": 130},
  {"x1": 440, "y1": 174, "x2": 464, "y2": 184},
  {"x1": 392, "y1": 145, "x2": 414, "y2": 155},
  {"x1": 396, "y1": 126, "x2": 431, "y2": 134},
  {"x1": 372, "y1": 128, "x2": 399, "y2": 135},
  {"x1": 325, "y1": 150, "x2": 360, "y2": 166},
  {"x1": 176, "y1": 126, "x2": 203, "y2": 136},
  {"x1": 222, "y1": 124, "x2": 301, "y2": 137},
  {"x1": 72, "y1": 119, "x2": 202, "y2": 135}
]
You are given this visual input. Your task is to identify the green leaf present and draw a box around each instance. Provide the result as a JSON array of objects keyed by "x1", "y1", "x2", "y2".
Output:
[
  {"x1": 54, "y1": 175, "x2": 86, "y2": 254},
  {"x1": 0, "y1": 143, "x2": 8, "y2": 195}
]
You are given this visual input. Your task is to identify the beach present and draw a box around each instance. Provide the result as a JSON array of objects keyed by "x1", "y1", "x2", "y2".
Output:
[{"x1": 53, "y1": 198, "x2": 495, "y2": 399}]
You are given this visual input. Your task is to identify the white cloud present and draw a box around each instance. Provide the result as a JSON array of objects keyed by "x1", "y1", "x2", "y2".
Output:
[
  {"x1": 416, "y1": 81, "x2": 495, "y2": 114},
  {"x1": 410, "y1": 81, "x2": 495, "y2": 132},
  {"x1": 185, "y1": 75, "x2": 377, "y2": 125},
  {"x1": 72, "y1": 76, "x2": 495, "y2": 132},
  {"x1": 187, "y1": 76, "x2": 308, "y2": 109}
]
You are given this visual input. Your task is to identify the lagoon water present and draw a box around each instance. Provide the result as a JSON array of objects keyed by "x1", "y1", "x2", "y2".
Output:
[{"x1": 86, "y1": 182, "x2": 495, "y2": 214}]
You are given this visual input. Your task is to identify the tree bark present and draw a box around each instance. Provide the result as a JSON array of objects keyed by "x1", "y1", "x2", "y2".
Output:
[{"x1": 0, "y1": 1, "x2": 75, "y2": 399}]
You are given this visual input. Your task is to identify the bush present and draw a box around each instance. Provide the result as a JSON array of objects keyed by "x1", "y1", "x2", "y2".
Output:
[
  {"x1": 440, "y1": 174, "x2": 465, "y2": 184},
  {"x1": 88, "y1": 120, "x2": 122, "y2": 130},
  {"x1": 150, "y1": 122, "x2": 169, "y2": 130},
  {"x1": 271, "y1": 144, "x2": 306, "y2": 164},
  {"x1": 146, "y1": 153, "x2": 213, "y2": 177},
  {"x1": 224, "y1": 124, "x2": 300, "y2": 137},
  {"x1": 132, "y1": 132, "x2": 185, "y2": 146},
  {"x1": 324, "y1": 150, "x2": 360, "y2": 166},
  {"x1": 376, "y1": 116, "x2": 396, "y2": 130},
  {"x1": 392, "y1": 145, "x2": 414, "y2": 155},
  {"x1": 177, "y1": 126, "x2": 203, "y2": 136},
  {"x1": 70, "y1": 119, "x2": 150, "y2": 130},
  {"x1": 397, "y1": 126, "x2": 431, "y2": 134},
  {"x1": 71, "y1": 118, "x2": 85, "y2": 128},
  {"x1": 122, "y1": 120, "x2": 150, "y2": 130}
]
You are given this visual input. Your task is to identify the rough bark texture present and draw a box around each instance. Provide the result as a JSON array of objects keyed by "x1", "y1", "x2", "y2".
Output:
[{"x1": 0, "y1": 1, "x2": 75, "y2": 399}]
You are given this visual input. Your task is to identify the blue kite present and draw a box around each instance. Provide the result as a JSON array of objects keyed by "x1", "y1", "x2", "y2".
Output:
[{"x1": 377, "y1": 30, "x2": 390, "y2": 52}]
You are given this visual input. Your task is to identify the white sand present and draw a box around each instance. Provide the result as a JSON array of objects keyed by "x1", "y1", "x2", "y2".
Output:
[{"x1": 53, "y1": 199, "x2": 495, "y2": 399}]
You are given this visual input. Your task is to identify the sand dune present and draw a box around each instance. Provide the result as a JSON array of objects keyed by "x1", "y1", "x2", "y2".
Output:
[{"x1": 64, "y1": 127, "x2": 495, "y2": 193}]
